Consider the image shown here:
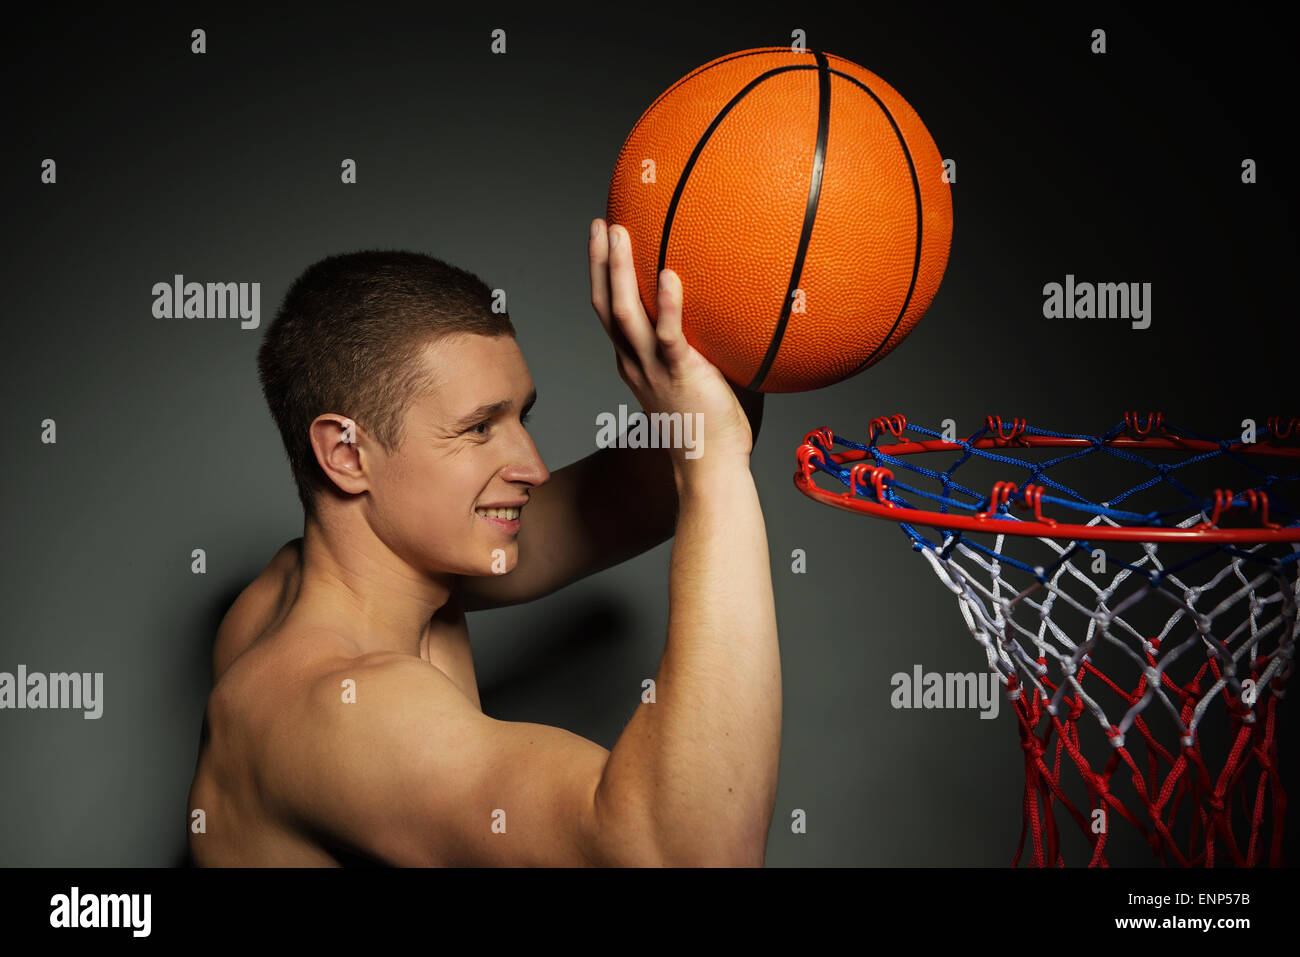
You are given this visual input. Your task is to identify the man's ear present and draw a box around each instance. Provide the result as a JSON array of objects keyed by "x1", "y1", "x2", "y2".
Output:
[{"x1": 309, "y1": 415, "x2": 369, "y2": 496}]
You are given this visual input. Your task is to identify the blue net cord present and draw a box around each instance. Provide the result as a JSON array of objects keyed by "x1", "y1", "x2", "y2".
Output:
[
  {"x1": 798, "y1": 414, "x2": 1300, "y2": 866},
  {"x1": 802, "y1": 414, "x2": 1300, "y2": 583}
]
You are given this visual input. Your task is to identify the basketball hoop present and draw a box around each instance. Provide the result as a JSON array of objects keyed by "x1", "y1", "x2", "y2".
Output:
[{"x1": 795, "y1": 412, "x2": 1299, "y2": 866}]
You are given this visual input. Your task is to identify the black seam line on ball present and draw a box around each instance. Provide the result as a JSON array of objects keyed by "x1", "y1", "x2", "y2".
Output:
[
  {"x1": 834, "y1": 69, "x2": 924, "y2": 378},
  {"x1": 748, "y1": 49, "x2": 831, "y2": 391},
  {"x1": 657, "y1": 60, "x2": 823, "y2": 374}
]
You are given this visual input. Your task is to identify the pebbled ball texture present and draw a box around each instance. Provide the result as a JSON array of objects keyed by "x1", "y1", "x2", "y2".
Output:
[{"x1": 606, "y1": 47, "x2": 953, "y2": 393}]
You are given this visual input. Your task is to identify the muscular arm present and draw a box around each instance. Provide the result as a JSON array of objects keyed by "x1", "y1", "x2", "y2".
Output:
[
  {"x1": 458, "y1": 386, "x2": 763, "y2": 611},
  {"x1": 265, "y1": 456, "x2": 779, "y2": 867},
  {"x1": 262, "y1": 223, "x2": 780, "y2": 867}
]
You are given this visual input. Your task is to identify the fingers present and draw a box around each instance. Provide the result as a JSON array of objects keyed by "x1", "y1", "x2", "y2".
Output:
[
  {"x1": 590, "y1": 220, "x2": 691, "y2": 382},
  {"x1": 589, "y1": 218, "x2": 639, "y2": 364},
  {"x1": 654, "y1": 269, "x2": 692, "y2": 368},
  {"x1": 605, "y1": 224, "x2": 658, "y2": 361},
  {"x1": 588, "y1": 218, "x2": 612, "y2": 335}
]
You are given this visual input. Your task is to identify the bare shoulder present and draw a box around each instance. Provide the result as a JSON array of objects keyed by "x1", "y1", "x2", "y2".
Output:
[
  {"x1": 190, "y1": 623, "x2": 346, "y2": 866},
  {"x1": 248, "y1": 644, "x2": 627, "y2": 866},
  {"x1": 212, "y1": 539, "x2": 303, "y2": 678}
]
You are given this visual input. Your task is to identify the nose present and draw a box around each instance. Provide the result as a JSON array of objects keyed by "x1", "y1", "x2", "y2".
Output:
[{"x1": 501, "y1": 427, "x2": 550, "y2": 489}]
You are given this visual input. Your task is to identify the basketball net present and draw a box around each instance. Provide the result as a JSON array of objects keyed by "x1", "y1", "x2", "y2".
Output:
[{"x1": 795, "y1": 413, "x2": 1299, "y2": 866}]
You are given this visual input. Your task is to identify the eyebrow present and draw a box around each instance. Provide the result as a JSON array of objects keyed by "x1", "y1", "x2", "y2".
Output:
[{"x1": 449, "y1": 389, "x2": 537, "y2": 431}]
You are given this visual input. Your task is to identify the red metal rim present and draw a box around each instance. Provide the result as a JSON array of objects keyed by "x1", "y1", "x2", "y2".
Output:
[{"x1": 794, "y1": 414, "x2": 1300, "y2": 544}]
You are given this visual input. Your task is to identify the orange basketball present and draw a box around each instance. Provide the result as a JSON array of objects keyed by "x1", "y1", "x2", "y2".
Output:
[{"x1": 606, "y1": 47, "x2": 953, "y2": 393}]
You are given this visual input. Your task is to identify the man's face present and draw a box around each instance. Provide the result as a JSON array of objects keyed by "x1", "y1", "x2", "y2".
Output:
[{"x1": 364, "y1": 333, "x2": 548, "y2": 578}]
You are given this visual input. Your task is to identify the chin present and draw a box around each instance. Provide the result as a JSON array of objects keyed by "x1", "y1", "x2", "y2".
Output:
[{"x1": 480, "y1": 543, "x2": 518, "y2": 576}]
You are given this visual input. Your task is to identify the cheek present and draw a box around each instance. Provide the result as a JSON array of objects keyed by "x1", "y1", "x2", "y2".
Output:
[{"x1": 383, "y1": 452, "x2": 479, "y2": 529}]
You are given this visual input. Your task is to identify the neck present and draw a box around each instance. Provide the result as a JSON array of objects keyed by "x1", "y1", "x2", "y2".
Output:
[{"x1": 294, "y1": 508, "x2": 454, "y2": 660}]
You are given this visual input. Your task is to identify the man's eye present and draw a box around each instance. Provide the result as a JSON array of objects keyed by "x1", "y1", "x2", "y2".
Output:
[{"x1": 469, "y1": 411, "x2": 530, "y2": 436}]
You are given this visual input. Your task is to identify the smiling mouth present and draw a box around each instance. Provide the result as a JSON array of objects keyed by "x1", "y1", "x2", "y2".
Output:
[{"x1": 475, "y1": 507, "x2": 521, "y2": 520}]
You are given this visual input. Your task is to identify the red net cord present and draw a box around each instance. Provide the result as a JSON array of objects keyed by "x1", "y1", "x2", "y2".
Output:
[{"x1": 1008, "y1": 659, "x2": 1286, "y2": 867}]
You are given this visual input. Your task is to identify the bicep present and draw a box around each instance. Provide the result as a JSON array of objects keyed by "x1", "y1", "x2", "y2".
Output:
[{"x1": 426, "y1": 715, "x2": 616, "y2": 866}]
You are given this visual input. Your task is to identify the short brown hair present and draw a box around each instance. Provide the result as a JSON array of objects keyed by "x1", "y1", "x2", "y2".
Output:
[{"x1": 257, "y1": 250, "x2": 515, "y2": 517}]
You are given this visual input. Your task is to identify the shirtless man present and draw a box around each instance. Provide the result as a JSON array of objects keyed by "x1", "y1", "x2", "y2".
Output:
[{"x1": 186, "y1": 220, "x2": 780, "y2": 866}]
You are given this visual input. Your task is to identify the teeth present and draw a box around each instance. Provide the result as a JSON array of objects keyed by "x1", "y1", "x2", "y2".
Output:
[{"x1": 476, "y1": 507, "x2": 520, "y2": 520}]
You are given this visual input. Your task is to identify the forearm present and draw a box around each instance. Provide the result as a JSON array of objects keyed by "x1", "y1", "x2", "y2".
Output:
[
  {"x1": 575, "y1": 387, "x2": 764, "y2": 564},
  {"x1": 588, "y1": 387, "x2": 761, "y2": 544},
  {"x1": 572, "y1": 442, "x2": 677, "y2": 559},
  {"x1": 461, "y1": 390, "x2": 764, "y2": 611},
  {"x1": 595, "y1": 459, "x2": 781, "y2": 865},
  {"x1": 584, "y1": 388, "x2": 762, "y2": 556}
]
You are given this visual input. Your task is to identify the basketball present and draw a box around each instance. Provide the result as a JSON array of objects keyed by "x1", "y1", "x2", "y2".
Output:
[{"x1": 606, "y1": 47, "x2": 953, "y2": 393}]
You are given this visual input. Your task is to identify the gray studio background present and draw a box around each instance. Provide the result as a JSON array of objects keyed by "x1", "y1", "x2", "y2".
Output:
[{"x1": 2, "y1": 4, "x2": 1294, "y2": 866}]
